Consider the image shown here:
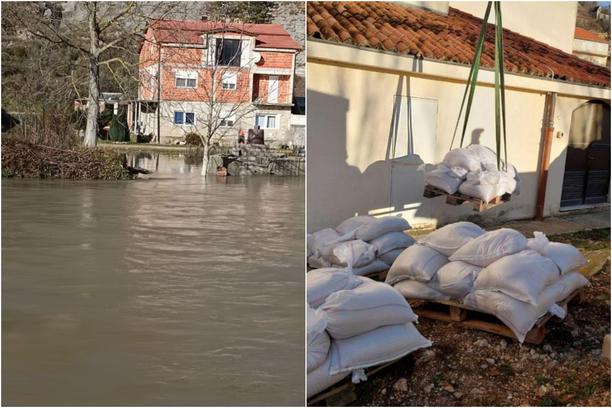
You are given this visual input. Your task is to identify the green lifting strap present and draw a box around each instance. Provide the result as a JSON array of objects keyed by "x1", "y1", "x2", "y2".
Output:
[{"x1": 450, "y1": 1, "x2": 508, "y2": 171}]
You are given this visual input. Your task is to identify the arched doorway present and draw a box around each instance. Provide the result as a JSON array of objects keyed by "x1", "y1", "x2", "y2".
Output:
[{"x1": 561, "y1": 100, "x2": 611, "y2": 208}]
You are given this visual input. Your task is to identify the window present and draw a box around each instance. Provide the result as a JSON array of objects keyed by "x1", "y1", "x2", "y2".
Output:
[
  {"x1": 220, "y1": 115, "x2": 235, "y2": 127},
  {"x1": 175, "y1": 71, "x2": 197, "y2": 88},
  {"x1": 255, "y1": 114, "x2": 277, "y2": 129},
  {"x1": 216, "y1": 38, "x2": 241, "y2": 67},
  {"x1": 222, "y1": 72, "x2": 237, "y2": 90},
  {"x1": 174, "y1": 111, "x2": 195, "y2": 125}
]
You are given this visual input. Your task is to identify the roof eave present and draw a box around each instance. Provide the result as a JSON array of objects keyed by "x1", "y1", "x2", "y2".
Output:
[{"x1": 307, "y1": 39, "x2": 611, "y2": 97}]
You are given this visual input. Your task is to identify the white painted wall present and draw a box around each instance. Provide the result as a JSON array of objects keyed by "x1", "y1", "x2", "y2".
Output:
[
  {"x1": 140, "y1": 101, "x2": 294, "y2": 145},
  {"x1": 573, "y1": 38, "x2": 610, "y2": 67},
  {"x1": 450, "y1": 1, "x2": 578, "y2": 54},
  {"x1": 307, "y1": 42, "x2": 610, "y2": 232}
]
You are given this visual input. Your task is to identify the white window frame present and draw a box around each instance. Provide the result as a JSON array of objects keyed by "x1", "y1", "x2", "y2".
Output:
[
  {"x1": 175, "y1": 71, "x2": 198, "y2": 89},
  {"x1": 221, "y1": 72, "x2": 238, "y2": 90},
  {"x1": 220, "y1": 114, "x2": 236, "y2": 128},
  {"x1": 255, "y1": 114, "x2": 278, "y2": 129},
  {"x1": 174, "y1": 111, "x2": 196, "y2": 126}
]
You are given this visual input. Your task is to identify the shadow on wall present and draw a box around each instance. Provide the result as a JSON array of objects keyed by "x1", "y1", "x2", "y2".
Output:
[
  {"x1": 307, "y1": 89, "x2": 432, "y2": 231},
  {"x1": 307, "y1": 89, "x2": 555, "y2": 232},
  {"x1": 307, "y1": 68, "x2": 609, "y2": 232}
]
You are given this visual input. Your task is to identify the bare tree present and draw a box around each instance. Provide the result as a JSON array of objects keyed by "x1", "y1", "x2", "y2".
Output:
[{"x1": 8, "y1": 2, "x2": 177, "y2": 147}]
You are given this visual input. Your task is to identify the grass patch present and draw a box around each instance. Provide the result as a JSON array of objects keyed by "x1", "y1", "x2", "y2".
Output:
[
  {"x1": 431, "y1": 372, "x2": 444, "y2": 388},
  {"x1": 549, "y1": 228, "x2": 610, "y2": 251},
  {"x1": 498, "y1": 363, "x2": 514, "y2": 377},
  {"x1": 538, "y1": 395, "x2": 562, "y2": 406},
  {"x1": 536, "y1": 374, "x2": 550, "y2": 386}
]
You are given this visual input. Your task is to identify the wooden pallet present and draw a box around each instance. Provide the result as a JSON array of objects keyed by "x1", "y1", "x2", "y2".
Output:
[
  {"x1": 307, "y1": 358, "x2": 405, "y2": 406},
  {"x1": 423, "y1": 184, "x2": 511, "y2": 212},
  {"x1": 408, "y1": 289, "x2": 584, "y2": 345}
]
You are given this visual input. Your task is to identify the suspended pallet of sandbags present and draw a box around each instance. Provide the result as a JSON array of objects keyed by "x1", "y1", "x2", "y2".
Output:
[
  {"x1": 422, "y1": 2, "x2": 514, "y2": 212},
  {"x1": 423, "y1": 184, "x2": 512, "y2": 212}
]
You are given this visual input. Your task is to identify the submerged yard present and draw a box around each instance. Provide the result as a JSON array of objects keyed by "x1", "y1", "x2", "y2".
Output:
[{"x1": 352, "y1": 229, "x2": 611, "y2": 407}]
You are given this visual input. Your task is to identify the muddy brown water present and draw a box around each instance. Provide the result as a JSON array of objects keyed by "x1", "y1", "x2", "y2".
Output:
[{"x1": 2, "y1": 152, "x2": 305, "y2": 406}]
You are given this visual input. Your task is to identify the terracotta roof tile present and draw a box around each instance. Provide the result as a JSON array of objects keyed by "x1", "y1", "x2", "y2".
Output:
[
  {"x1": 149, "y1": 20, "x2": 302, "y2": 50},
  {"x1": 308, "y1": 1, "x2": 610, "y2": 87},
  {"x1": 575, "y1": 27, "x2": 609, "y2": 44}
]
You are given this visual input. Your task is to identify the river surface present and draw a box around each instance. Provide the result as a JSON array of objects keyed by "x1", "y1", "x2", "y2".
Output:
[{"x1": 2, "y1": 152, "x2": 305, "y2": 406}]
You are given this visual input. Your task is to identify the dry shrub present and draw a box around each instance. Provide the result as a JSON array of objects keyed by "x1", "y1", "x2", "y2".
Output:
[{"x1": 1, "y1": 137, "x2": 130, "y2": 180}]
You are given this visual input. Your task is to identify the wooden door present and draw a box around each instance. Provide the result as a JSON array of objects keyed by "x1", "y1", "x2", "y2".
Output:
[{"x1": 561, "y1": 101, "x2": 610, "y2": 207}]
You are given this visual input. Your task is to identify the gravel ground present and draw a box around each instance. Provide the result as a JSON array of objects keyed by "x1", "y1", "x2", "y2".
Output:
[{"x1": 351, "y1": 229, "x2": 611, "y2": 407}]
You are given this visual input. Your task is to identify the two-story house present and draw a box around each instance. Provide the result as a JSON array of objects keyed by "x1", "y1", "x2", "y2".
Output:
[{"x1": 137, "y1": 19, "x2": 302, "y2": 146}]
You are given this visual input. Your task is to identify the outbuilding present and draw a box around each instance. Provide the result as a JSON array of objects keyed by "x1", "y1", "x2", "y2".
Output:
[{"x1": 307, "y1": 1, "x2": 610, "y2": 231}]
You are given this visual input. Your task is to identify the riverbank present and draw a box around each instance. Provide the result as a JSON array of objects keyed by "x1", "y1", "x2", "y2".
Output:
[
  {"x1": 1, "y1": 138, "x2": 131, "y2": 180},
  {"x1": 97, "y1": 141, "x2": 194, "y2": 154}
]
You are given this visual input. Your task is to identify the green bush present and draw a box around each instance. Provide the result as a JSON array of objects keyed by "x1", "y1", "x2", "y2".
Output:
[{"x1": 185, "y1": 132, "x2": 203, "y2": 146}]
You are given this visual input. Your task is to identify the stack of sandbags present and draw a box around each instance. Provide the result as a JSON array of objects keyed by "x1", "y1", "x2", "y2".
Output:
[
  {"x1": 419, "y1": 144, "x2": 519, "y2": 201},
  {"x1": 463, "y1": 230, "x2": 589, "y2": 342},
  {"x1": 386, "y1": 222, "x2": 486, "y2": 300},
  {"x1": 308, "y1": 215, "x2": 414, "y2": 274},
  {"x1": 307, "y1": 271, "x2": 431, "y2": 398},
  {"x1": 386, "y1": 222, "x2": 590, "y2": 343}
]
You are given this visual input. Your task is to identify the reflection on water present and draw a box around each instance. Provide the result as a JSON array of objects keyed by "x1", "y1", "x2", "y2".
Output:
[
  {"x1": 2, "y1": 154, "x2": 305, "y2": 406},
  {"x1": 125, "y1": 150, "x2": 205, "y2": 175}
]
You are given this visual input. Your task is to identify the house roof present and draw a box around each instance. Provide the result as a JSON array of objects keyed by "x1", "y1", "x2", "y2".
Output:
[
  {"x1": 574, "y1": 27, "x2": 609, "y2": 44},
  {"x1": 307, "y1": 2, "x2": 610, "y2": 87},
  {"x1": 148, "y1": 20, "x2": 302, "y2": 50}
]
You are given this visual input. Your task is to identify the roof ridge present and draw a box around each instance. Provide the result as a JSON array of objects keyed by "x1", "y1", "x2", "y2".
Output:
[{"x1": 307, "y1": 1, "x2": 610, "y2": 87}]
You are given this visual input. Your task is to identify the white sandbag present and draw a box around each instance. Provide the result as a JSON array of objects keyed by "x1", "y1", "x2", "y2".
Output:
[
  {"x1": 385, "y1": 244, "x2": 448, "y2": 284},
  {"x1": 308, "y1": 228, "x2": 357, "y2": 268},
  {"x1": 527, "y1": 231, "x2": 587, "y2": 274},
  {"x1": 319, "y1": 240, "x2": 376, "y2": 268},
  {"x1": 443, "y1": 148, "x2": 481, "y2": 172},
  {"x1": 310, "y1": 228, "x2": 343, "y2": 250},
  {"x1": 436, "y1": 261, "x2": 482, "y2": 299},
  {"x1": 307, "y1": 268, "x2": 363, "y2": 309},
  {"x1": 481, "y1": 160, "x2": 518, "y2": 180},
  {"x1": 321, "y1": 278, "x2": 418, "y2": 339},
  {"x1": 335, "y1": 215, "x2": 374, "y2": 235},
  {"x1": 393, "y1": 279, "x2": 450, "y2": 301},
  {"x1": 466, "y1": 144, "x2": 498, "y2": 169},
  {"x1": 307, "y1": 354, "x2": 350, "y2": 398},
  {"x1": 379, "y1": 248, "x2": 404, "y2": 266},
  {"x1": 474, "y1": 250, "x2": 560, "y2": 305},
  {"x1": 464, "y1": 272, "x2": 590, "y2": 343},
  {"x1": 336, "y1": 215, "x2": 410, "y2": 242},
  {"x1": 499, "y1": 171, "x2": 517, "y2": 195},
  {"x1": 308, "y1": 307, "x2": 331, "y2": 373},
  {"x1": 458, "y1": 178, "x2": 500, "y2": 202},
  {"x1": 418, "y1": 221, "x2": 485, "y2": 257},
  {"x1": 349, "y1": 259, "x2": 390, "y2": 276},
  {"x1": 308, "y1": 254, "x2": 332, "y2": 269},
  {"x1": 423, "y1": 164, "x2": 465, "y2": 194},
  {"x1": 369, "y1": 231, "x2": 416, "y2": 255},
  {"x1": 425, "y1": 173, "x2": 462, "y2": 195},
  {"x1": 329, "y1": 322, "x2": 432, "y2": 375},
  {"x1": 449, "y1": 228, "x2": 528, "y2": 267}
]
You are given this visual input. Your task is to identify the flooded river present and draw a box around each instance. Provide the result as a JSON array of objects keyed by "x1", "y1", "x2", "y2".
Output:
[{"x1": 2, "y1": 152, "x2": 305, "y2": 405}]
